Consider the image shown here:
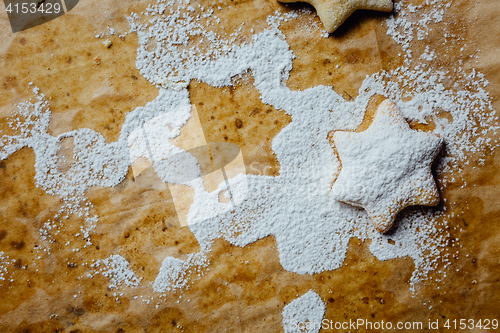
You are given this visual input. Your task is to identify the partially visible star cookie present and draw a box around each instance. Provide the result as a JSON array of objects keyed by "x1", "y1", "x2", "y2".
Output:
[
  {"x1": 278, "y1": 0, "x2": 393, "y2": 33},
  {"x1": 331, "y1": 99, "x2": 443, "y2": 233}
]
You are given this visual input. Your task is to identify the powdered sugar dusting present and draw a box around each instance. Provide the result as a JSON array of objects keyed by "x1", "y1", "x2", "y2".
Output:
[
  {"x1": 282, "y1": 291, "x2": 325, "y2": 333},
  {"x1": 123, "y1": 0, "x2": 498, "y2": 293},
  {"x1": 153, "y1": 252, "x2": 208, "y2": 292},
  {"x1": 0, "y1": 252, "x2": 10, "y2": 283},
  {"x1": 91, "y1": 255, "x2": 142, "y2": 289},
  {"x1": 0, "y1": 0, "x2": 497, "y2": 307}
]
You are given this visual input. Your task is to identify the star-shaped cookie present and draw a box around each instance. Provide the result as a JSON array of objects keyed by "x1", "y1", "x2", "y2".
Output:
[
  {"x1": 331, "y1": 99, "x2": 443, "y2": 233},
  {"x1": 278, "y1": 0, "x2": 393, "y2": 33}
]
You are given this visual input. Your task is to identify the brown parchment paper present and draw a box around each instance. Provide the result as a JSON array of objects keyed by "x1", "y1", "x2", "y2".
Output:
[{"x1": 0, "y1": 0, "x2": 499, "y2": 332}]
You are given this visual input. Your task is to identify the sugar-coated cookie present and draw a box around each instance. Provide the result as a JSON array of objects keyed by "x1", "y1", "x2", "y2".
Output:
[
  {"x1": 332, "y1": 99, "x2": 442, "y2": 233},
  {"x1": 278, "y1": 0, "x2": 393, "y2": 33}
]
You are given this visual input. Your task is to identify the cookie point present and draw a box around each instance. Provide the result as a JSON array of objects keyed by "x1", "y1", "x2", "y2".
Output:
[{"x1": 374, "y1": 223, "x2": 393, "y2": 233}]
